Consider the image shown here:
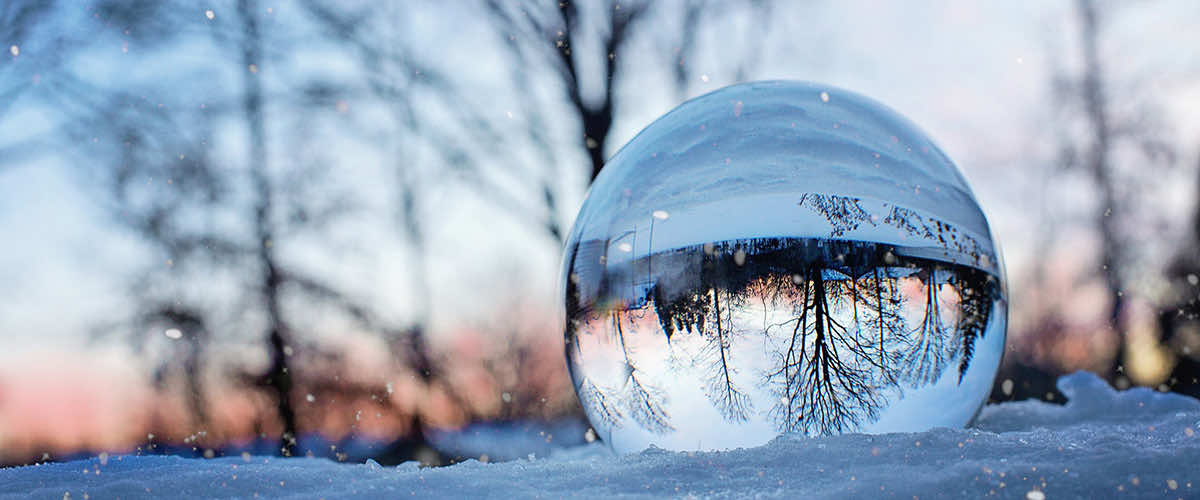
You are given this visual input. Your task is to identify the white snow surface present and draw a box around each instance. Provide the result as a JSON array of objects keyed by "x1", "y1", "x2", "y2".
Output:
[{"x1": 4, "y1": 372, "x2": 1200, "y2": 499}]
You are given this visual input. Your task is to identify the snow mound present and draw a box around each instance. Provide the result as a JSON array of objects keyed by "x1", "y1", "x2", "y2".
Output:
[{"x1": 3, "y1": 372, "x2": 1199, "y2": 499}]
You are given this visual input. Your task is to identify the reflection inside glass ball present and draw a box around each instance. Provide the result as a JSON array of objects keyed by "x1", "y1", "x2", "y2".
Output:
[{"x1": 562, "y1": 81, "x2": 1006, "y2": 453}]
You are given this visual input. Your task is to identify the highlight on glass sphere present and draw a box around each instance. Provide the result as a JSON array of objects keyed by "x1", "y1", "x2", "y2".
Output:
[{"x1": 560, "y1": 81, "x2": 1007, "y2": 454}]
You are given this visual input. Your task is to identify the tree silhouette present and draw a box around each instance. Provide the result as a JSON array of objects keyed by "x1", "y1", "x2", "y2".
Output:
[
  {"x1": 564, "y1": 225, "x2": 1002, "y2": 437},
  {"x1": 475, "y1": 0, "x2": 779, "y2": 245},
  {"x1": 53, "y1": 0, "x2": 440, "y2": 458},
  {"x1": 795, "y1": 192, "x2": 1001, "y2": 386},
  {"x1": 482, "y1": 0, "x2": 647, "y2": 183},
  {"x1": 700, "y1": 287, "x2": 753, "y2": 422},
  {"x1": 235, "y1": 0, "x2": 301, "y2": 454},
  {"x1": 855, "y1": 267, "x2": 908, "y2": 382},
  {"x1": 612, "y1": 310, "x2": 674, "y2": 434},
  {"x1": 565, "y1": 308, "x2": 674, "y2": 435},
  {"x1": 953, "y1": 270, "x2": 998, "y2": 383},
  {"x1": 884, "y1": 205, "x2": 935, "y2": 240},
  {"x1": 564, "y1": 241, "x2": 619, "y2": 432},
  {"x1": 796, "y1": 193, "x2": 993, "y2": 267},
  {"x1": 297, "y1": 0, "x2": 507, "y2": 461},
  {"x1": 764, "y1": 265, "x2": 885, "y2": 435},
  {"x1": 1052, "y1": 0, "x2": 1175, "y2": 384},
  {"x1": 574, "y1": 375, "x2": 625, "y2": 432},
  {"x1": 798, "y1": 193, "x2": 875, "y2": 237},
  {"x1": 897, "y1": 268, "x2": 954, "y2": 387},
  {"x1": 651, "y1": 283, "x2": 710, "y2": 342},
  {"x1": 883, "y1": 205, "x2": 989, "y2": 262},
  {"x1": 796, "y1": 192, "x2": 1003, "y2": 382},
  {"x1": 565, "y1": 243, "x2": 672, "y2": 435}
]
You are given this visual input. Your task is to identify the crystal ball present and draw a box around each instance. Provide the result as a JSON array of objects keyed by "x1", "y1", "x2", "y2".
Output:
[{"x1": 561, "y1": 81, "x2": 1006, "y2": 453}]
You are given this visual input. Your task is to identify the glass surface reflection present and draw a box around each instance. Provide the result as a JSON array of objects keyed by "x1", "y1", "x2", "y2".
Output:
[{"x1": 561, "y1": 82, "x2": 1007, "y2": 453}]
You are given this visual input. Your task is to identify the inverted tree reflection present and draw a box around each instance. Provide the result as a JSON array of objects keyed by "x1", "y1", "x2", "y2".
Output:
[
  {"x1": 762, "y1": 265, "x2": 885, "y2": 435},
  {"x1": 700, "y1": 287, "x2": 754, "y2": 422},
  {"x1": 899, "y1": 268, "x2": 954, "y2": 387},
  {"x1": 565, "y1": 193, "x2": 1002, "y2": 438},
  {"x1": 567, "y1": 239, "x2": 1000, "y2": 436},
  {"x1": 612, "y1": 309, "x2": 675, "y2": 434}
]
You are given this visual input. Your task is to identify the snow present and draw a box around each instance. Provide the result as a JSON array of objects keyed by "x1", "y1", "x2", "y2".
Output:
[{"x1": 3, "y1": 372, "x2": 1199, "y2": 499}]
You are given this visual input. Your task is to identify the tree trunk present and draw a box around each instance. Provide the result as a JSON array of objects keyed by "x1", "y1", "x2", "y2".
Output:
[
  {"x1": 1077, "y1": 0, "x2": 1126, "y2": 382},
  {"x1": 238, "y1": 0, "x2": 298, "y2": 455}
]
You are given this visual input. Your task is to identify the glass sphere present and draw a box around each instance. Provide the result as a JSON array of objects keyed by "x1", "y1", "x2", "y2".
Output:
[{"x1": 561, "y1": 81, "x2": 1006, "y2": 454}]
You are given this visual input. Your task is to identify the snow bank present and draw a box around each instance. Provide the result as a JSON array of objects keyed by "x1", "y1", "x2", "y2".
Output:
[{"x1": 3, "y1": 372, "x2": 1198, "y2": 499}]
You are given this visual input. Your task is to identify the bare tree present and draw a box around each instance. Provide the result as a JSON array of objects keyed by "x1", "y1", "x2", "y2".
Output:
[
  {"x1": 566, "y1": 310, "x2": 672, "y2": 436},
  {"x1": 52, "y1": 0, "x2": 422, "y2": 457},
  {"x1": 293, "y1": 1, "x2": 542, "y2": 461},
  {"x1": 701, "y1": 286, "x2": 753, "y2": 422},
  {"x1": 227, "y1": 0, "x2": 301, "y2": 454},
  {"x1": 485, "y1": 0, "x2": 651, "y2": 182},
  {"x1": 1075, "y1": 0, "x2": 1124, "y2": 377},
  {"x1": 613, "y1": 309, "x2": 674, "y2": 434},
  {"x1": 472, "y1": 0, "x2": 776, "y2": 243},
  {"x1": 566, "y1": 227, "x2": 997, "y2": 436},
  {"x1": 857, "y1": 268, "x2": 906, "y2": 380},
  {"x1": 68, "y1": 89, "x2": 231, "y2": 436},
  {"x1": 764, "y1": 264, "x2": 885, "y2": 435},
  {"x1": 898, "y1": 269, "x2": 952, "y2": 386},
  {"x1": 1055, "y1": 0, "x2": 1175, "y2": 383},
  {"x1": 798, "y1": 194, "x2": 875, "y2": 238},
  {"x1": 953, "y1": 270, "x2": 998, "y2": 383}
]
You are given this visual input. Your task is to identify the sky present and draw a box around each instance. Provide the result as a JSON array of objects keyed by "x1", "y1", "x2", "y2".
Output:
[{"x1": 2, "y1": 0, "x2": 1200, "y2": 458}]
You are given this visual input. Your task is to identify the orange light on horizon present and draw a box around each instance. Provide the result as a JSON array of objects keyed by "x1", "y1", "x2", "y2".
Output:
[{"x1": 0, "y1": 350, "x2": 151, "y2": 461}]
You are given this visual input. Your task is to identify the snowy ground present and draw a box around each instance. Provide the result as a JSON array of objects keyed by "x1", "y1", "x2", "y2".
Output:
[{"x1": 3, "y1": 372, "x2": 1199, "y2": 499}]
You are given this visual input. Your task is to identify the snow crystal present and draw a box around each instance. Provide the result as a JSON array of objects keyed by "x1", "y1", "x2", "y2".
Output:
[{"x1": 2, "y1": 372, "x2": 1198, "y2": 499}]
